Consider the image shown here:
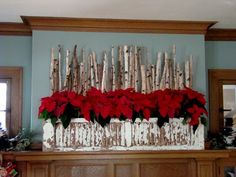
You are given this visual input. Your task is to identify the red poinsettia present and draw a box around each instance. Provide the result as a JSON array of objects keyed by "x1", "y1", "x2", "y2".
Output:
[{"x1": 38, "y1": 87, "x2": 208, "y2": 129}]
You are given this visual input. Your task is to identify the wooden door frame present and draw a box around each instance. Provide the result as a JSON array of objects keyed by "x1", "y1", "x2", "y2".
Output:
[{"x1": 208, "y1": 69, "x2": 236, "y2": 133}]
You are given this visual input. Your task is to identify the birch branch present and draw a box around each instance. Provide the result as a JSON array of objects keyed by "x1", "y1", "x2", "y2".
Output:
[
  {"x1": 124, "y1": 45, "x2": 129, "y2": 89},
  {"x1": 72, "y1": 45, "x2": 79, "y2": 93},
  {"x1": 189, "y1": 55, "x2": 193, "y2": 88},
  {"x1": 134, "y1": 46, "x2": 139, "y2": 92},
  {"x1": 92, "y1": 52, "x2": 99, "y2": 89},
  {"x1": 50, "y1": 48, "x2": 55, "y2": 93},
  {"x1": 111, "y1": 46, "x2": 116, "y2": 91},
  {"x1": 58, "y1": 45, "x2": 62, "y2": 91},
  {"x1": 140, "y1": 65, "x2": 146, "y2": 94},
  {"x1": 155, "y1": 52, "x2": 162, "y2": 90}
]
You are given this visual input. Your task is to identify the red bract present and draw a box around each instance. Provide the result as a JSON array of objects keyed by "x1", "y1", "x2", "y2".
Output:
[
  {"x1": 187, "y1": 104, "x2": 208, "y2": 125},
  {"x1": 38, "y1": 87, "x2": 208, "y2": 128},
  {"x1": 183, "y1": 87, "x2": 206, "y2": 105}
]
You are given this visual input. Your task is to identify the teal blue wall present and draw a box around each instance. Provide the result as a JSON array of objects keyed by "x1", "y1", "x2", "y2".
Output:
[
  {"x1": 31, "y1": 31, "x2": 206, "y2": 139},
  {"x1": 206, "y1": 41, "x2": 236, "y2": 69},
  {"x1": 0, "y1": 35, "x2": 32, "y2": 130}
]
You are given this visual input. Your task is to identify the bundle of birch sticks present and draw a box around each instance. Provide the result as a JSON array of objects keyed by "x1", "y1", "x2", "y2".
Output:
[{"x1": 50, "y1": 45, "x2": 193, "y2": 94}]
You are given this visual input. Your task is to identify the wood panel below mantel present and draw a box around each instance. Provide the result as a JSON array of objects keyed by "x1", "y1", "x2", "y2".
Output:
[{"x1": 2, "y1": 150, "x2": 235, "y2": 177}]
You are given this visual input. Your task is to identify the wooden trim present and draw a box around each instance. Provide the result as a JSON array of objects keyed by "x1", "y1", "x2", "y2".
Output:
[
  {"x1": 208, "y1": 69, "x2": 236, "y2": 133},
  {"x1": 206, "y1": 28, "x2": 236, "y2": 41},
  {"x1": 21, "y1": 16, "x2": 216, "y2": 34},
  {"x1": 0, "y1": 67, "x2": 23, "y2": 136},
  {"x1": 0, "y1": 22, "x2": 31, "y2": 36},
  {"x1": 13, "y1": 150, "x2": 229, "y2": 161}
]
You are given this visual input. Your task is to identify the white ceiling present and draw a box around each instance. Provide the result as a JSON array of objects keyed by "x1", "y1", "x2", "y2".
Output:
[{"x1": 1, "y1": 0, "x2": 236, "y2": 28}]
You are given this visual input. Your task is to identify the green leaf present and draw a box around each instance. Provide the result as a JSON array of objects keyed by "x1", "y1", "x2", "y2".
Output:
[
  {"x1": 60, "y1": 116, "x2": 71, "y2": 129},
  {"x1": 50, "y1": 117, "x2": 58, "y2": 127},
  {"x1": 39, "y1": 110, "x2": 49, "y2": 120}
]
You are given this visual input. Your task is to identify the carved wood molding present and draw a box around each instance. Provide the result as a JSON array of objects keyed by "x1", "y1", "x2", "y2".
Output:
[
  {"x1": 206, "y1": 29, "x2": 236, "y2": 41},
  {"x1": 21, "y1": 16, "x2": 215, "y2": 34},
  {"x1": 0, "y1": 22, "x2": 31, "y2": 36}
]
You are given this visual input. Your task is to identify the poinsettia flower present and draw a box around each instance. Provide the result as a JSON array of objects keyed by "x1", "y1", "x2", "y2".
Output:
[
  {"x1": 54, "y1": 103, "x2": 67, "y2": 117},
  {"x1": 187, "y1": 104, "x2": 208, "y2": 125}
]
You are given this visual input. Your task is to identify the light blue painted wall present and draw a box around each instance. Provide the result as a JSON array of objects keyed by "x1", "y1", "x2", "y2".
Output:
[
  {"x1": 206, "y1": 41, "x2": 236, "y2": 69},
  {"x1": 0, "y1": 35, "x2": 32, "y2": 130},
  {"x1": 31, "y1": 30, "x2": 206, "y2": 139}
]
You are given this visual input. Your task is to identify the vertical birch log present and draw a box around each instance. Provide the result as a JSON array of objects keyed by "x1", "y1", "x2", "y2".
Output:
[
  {"x1": 93, "y1": 52, "x2": 99, "y2": 89},
  {"x1": 169, "y1": 59, "x2": 173, "y2": 89},
  {"x1": 130, "y1": 47, "x2": 135, "y2": 89},
  {"x1": 185, "y1": 59, "x2": 190, "y2": 88},
  {"x1": 172, "y1": 45, "x2": 177, "y2": 89},
  {"x1": 58, "y1": 45, "x2": 62, "y2": 91},
  {"x1": 155, "y1": 52, "x2": 162, "y2": 90},
  {"x1": 160, "y1": 52, "x2": 168, "y2": 90},
  {"x1": 101, "y1": 52, "x2": 107, "y2": 92},
  {"x1": 52, "y1": 59, "x2": 59, "y2": 92},
  {"x1": 124, "y1": 45, "x2": 129, "y2": 89},
  {"x1": 165, "y1": 57, "x2": 170, "y2": 89},
  {"x1": 140, "y1": 65, "x2": 146, "y2": 94},
  {"x1": 90, "y1": 53, "x2": 95, "y2": 87},
  {"x1": 151, "y1": 64, "x2": 155, "y2": 92},
  {"x1": 72, "y1": 45, "x2": 79, "y2": 93},
  {"x1": 64, "y1": 49, "x2": 72, "y2": 91},
  {"x1": 79, "y1": 62, "x2": 85, "y2": 94},
  {"x1": 179, "y1": 64, "x2": 184, "y2": 89},
  {"x1": 97, "y1": 64, "x2": 102, "y2": 90},
  {"x1": 146, "y1": 66, "x2": 151, "y2": 93},
  {"x1": 87, "y1": 54, "x2": 91, "y2": 91},
  {"x1": 111, "y1": 46, "x2": 116, "y2": 91},
  {"x1": 189, "y1": 55, "x2": 193, "y2": 88},
  {"x1": 118, "y1": 46, "x2": 123, "y2": 89},
  {"x1": 50, "y1": 48, "x2": 55, "y2": 93},
  {"x1": 176, "y1": 63, "x2": 180, "y2": 90},
  {"x1": 134, "y1": 46, "x2": 139, "y2": 92},
  {"x1": 128, "y1": 46, "x2": 133, "y2": 88}
]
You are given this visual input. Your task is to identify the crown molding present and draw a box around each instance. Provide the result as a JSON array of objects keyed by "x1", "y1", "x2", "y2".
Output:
[
  {"x1": 0, "y1": 22, "x2": 31, "y2": 36},
  {"x1": 206, "y1": 29, "x2": 236, "y2": 41},
  {"x1": 21, "y1": 16, "x2": 216, "y2": 34}
]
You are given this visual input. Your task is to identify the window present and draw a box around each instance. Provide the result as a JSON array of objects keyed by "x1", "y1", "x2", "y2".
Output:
[
  {"x1": 0, "y1": 79, "x2": 10, "y2": 130},
  {"x1": 0, "y1": 67, "x2": 22, "y2": 137}
]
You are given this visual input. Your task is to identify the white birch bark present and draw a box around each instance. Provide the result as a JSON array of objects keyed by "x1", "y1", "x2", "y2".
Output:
[
  {"x1": 124, "y1": 45, "x2": 129, "y2": 89},
  {"x1": 92, "y1": 52, "x2": 99, "y2": 89},
  {"x1": 189, "y1": 55, "x2": 193, "y2": 88},
  {"x1": 160, "y1": 52, "x2": 168, "y2": 90},
  {"x1": 179, "y1": 65, "x2": 184, "y2": 89},
  {"x1": 172, "y1": 45, "x2": 177, "y2": 89},
  {"x1": 64, "y1": 49, "x2": 72, "y2": 91},
  {"x1": 151, "y1": 65, "x2": 155, "y2": 92},
  {"x1": 111, "y1": 46, "x2": 116, "y2": 91},
  {"x1": 50, "y1": 48, "x2": 55, "y2": 93},
  {"x1": 155, "y1": 52, "x2": 162, "y2": 90},
  {"x1": 101, "y1": 52, "x2": 107, "y2": 92},
  {"x1": 185, "y1": 59, "x2": 190, "y2": 88},
  {"x1": 146, "y1": 66, "x2": 151, "y2": 93},
  {"x1": 118, "y1": 46, "x2": 123, "y2": 89},
  {"x1": 58, "y1": 45, "x2": 62, "y2": 91},
  {"x1": 140, "y1": 65, "x2": 146, "y2": 94},
  {"x1": 90, "y1": 53, "x2": 95, "y2": 87},
  {"x1": 134, "y1": 46, "x2": 139, "y2": 92},
  {"x1": 72, "y1": 45, "x2": 79, "y2": 93}
]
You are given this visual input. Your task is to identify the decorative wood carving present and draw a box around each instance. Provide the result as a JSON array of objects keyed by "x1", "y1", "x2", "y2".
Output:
[
  {"x1": 0, "y1": 22, "x2": 31, "y2": 36},
  {"x1": 21, "y1": 16, "x2": 215, "y2": 34},
  {"x1": 206, "y1": 29, "x2": 236, "y2": 41}
]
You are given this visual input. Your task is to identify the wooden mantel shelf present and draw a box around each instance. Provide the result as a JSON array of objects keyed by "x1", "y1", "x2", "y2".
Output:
[{"x1": 2, "y1": 150, "x2": 231, "y2": 161}]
